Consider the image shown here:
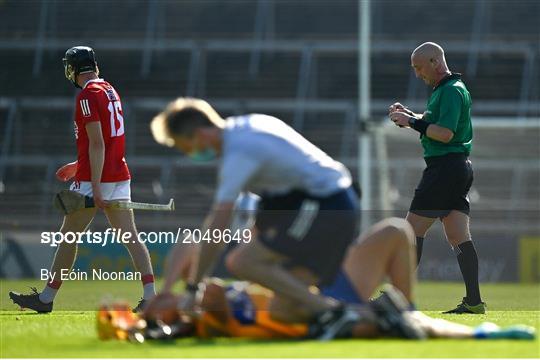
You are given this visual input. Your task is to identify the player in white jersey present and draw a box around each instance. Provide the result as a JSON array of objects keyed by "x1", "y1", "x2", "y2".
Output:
[{"x1": 150, "y1": 98, "x2": 360, "y2": 339}]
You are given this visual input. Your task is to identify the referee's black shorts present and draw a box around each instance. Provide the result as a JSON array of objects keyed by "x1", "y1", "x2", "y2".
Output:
[
  {"x1": 409, "y1": 152, "x2": 473, "y2": 219},
  {"x1": 256, "y1": 187, "x2": 359, "y2": 286}
]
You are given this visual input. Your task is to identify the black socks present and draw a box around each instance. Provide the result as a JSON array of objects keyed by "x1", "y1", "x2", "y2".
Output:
[
  {"x1": 456, "y1": 241, "x2": 482, "y2": 305},
  {"x1": 415, "y1": 236, "x2": 424, "y2": 266}
]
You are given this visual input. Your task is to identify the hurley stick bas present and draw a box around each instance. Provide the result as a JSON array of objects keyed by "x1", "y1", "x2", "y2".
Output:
[{"x1": 53, "y1": 190, "x2": 175, "y2": 215}]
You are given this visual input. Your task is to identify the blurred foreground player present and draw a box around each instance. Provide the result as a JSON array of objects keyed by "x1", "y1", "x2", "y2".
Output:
[
  {"x1": 150, "y1": 98, "x2": 360, "y2": 339},
  {"x1": 9, "y1": 46, "x2": 155, "y2": 313},
  {"x1": 155, "y1": 191, "x2": 418, "y2": 324},
  {"x1": 145, "y1": 216, "x2": 424, "y2": 339}
]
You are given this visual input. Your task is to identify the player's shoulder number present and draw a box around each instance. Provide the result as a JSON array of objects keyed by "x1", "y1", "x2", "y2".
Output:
[
  {"x1": 107, "y1": 100, "x2": 124, "y2": 137},
  {"x1": 105, "y1": 87, "x2": 124, "y2": 137},
  {"x1": 79, "y1": 89, "x2": 124, "y2": 138}
]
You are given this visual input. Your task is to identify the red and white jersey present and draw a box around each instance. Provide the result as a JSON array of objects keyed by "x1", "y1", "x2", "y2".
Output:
[{"x1": 74, "y1": 79, "x2": 130, "y2": 182}]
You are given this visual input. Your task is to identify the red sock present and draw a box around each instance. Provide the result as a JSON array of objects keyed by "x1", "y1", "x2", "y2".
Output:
[
  {"x1": 141, "y1": 274, "x2": 154, "y2": 285},
  {"x1": 47, "y1": 279, "x2": 63, "y2": 289}
]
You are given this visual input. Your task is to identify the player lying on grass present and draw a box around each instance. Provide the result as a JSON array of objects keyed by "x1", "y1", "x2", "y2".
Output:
[
  {"x1": 98, "y1": 268, "x2": 534, "y2": 341},
  {"x1": 100, "y1": 280, "x2": 424, "y2": 341},
  {"x1": 9, "y1": 46, "x2": 155, "y2": 313},
  {"x1": 136, "y1": 280, "x2": 533, "y2": 341},
  {"x1": 101, "y1": 216, "x2": 533, "y2": 341}
]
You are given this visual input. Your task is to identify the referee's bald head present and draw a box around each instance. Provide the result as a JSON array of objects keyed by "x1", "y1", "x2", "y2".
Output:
[
  {"x1": 410, "y1": 42, "x2": 450, "y2": 86},
  {"x1": 411, "y1": 42, "x2": 446, "y2": 65}
]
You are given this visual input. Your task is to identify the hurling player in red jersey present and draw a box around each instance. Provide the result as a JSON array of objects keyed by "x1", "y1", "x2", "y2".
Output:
[{"x1": 9, "y1": 46, "x2": 155, "y2": 313}]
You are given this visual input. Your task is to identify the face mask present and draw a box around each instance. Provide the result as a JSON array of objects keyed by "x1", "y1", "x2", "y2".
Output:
[
  {"x1": 188, "y1": 148, "x2": 217, "y2": 162},
  {"x1": 64, "y1": 62, "x2": 81, "y2": 89}
]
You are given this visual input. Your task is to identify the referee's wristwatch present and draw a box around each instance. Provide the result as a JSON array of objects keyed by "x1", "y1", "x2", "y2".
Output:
[{"x1": 408, "y1": 116, "x2": 430, "y2": 135}]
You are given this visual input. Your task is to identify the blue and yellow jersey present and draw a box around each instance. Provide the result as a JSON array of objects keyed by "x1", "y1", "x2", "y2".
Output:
[{"x1": 196, "y1": 282, "x2": 307, "y2": 339}]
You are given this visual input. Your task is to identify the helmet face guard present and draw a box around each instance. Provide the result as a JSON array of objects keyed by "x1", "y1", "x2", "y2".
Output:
[
  {"x1": 62, "y1": 46, "x2": 98, "y2": 88},
  {"x1": 62, "y1": 58, "x2": 78, "y2": 87}
]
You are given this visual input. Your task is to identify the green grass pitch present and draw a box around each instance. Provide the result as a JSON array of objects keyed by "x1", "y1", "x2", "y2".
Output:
[{"x1": 0, "y1": 280, "x2": 538, "y2": 358}]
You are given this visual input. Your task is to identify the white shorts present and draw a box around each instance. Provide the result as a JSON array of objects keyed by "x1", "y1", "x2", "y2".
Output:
[{"x1": 70, "y1": 180, "x2": 131, "y2": 201}]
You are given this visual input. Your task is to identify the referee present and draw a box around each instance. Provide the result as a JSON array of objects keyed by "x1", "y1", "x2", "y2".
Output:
[{"x1": 389, "y1": 42, "x2": 486, "y2": 314}]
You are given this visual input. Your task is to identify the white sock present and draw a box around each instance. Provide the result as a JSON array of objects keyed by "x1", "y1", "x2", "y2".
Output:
[
  {"x1": 39, "y1": 285, "x2": 58, "y2": 304},
  {"x1": 143, "y1": 282, "x2": 156, "y2": 300}
]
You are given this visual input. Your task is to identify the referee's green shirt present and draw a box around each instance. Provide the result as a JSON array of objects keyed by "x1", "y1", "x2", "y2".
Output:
[{"x1": 421, "y1": 73, "x2": 473, "y2": 158}]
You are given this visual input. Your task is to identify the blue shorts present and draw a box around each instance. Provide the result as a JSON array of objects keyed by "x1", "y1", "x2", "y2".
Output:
[
  {"x1": 320, "y1": 269, "x2": 363, "y2": 304},
  {"x1": 256, "y1": 187, "x2": 359, "y2": 285}
]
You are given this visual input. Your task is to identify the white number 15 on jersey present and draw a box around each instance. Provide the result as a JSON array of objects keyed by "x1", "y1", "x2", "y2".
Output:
[{"x1": 107, "y1": 101, "x2": 125, "y2": 137}]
